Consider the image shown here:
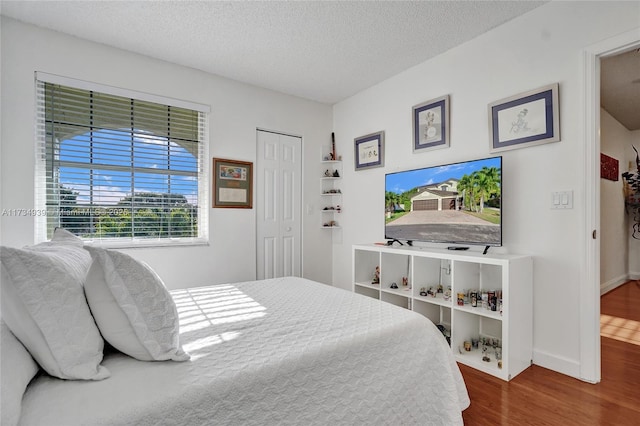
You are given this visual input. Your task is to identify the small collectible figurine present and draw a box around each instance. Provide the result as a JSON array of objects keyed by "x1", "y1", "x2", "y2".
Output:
[
  {"x1": 333, "y1": 169, "x2": 340, "y2": 177},
  {"x1": 419, "y1": 287, "x2": 427, "y2": 296},
  {"x1": 324, "y1": 169, "x2": 332, "y2": 177},
  {"x1": 402, "y1": 276, "x2": 408, "y2": 287},
  {"x1": 482, "y1": 345, "x2": 491, "y2": 362},
  {"x1": 390, "y1": 282, "x2": 398, "y2": 289},
  {"x1": 372, "y1": 266, "x2": 380, "y2": 285},
  {"x1": 443, "y1": 287, "x2": 452, "y2": 301}
]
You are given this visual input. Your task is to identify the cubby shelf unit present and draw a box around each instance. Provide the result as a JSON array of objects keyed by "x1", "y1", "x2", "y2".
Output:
[{"x1": 352, "y1": 243, "x2": 533, "y2": 381}]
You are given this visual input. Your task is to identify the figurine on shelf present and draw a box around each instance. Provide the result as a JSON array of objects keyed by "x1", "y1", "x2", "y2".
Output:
[
  {"x1": 443, "y1": 287, "x2": 452, "y2": 301},
  {"x1": 324, "y1": 169, "x2": 332, "y2": 177},
  {"x1": 372, "y1": 266, "x2": 380, "y2": 285},
  {"x1": 482, "y1": 344, "x2": 491, "y2": 362},
  {"x1": 419, "y1": 287, "x2": 427, "y2": 296},
  {"x1": 336, "y1": 205, "x2": 341, "y2": 212},
  {"x1": 333, "y1": 169, "x2": 340, "y2": 177},
  {"x1": 390, "y1": 282, "x2": 398, "y2": 289},
  {"x1": 402, "y1": 276, "x2": 408, "y2": 287}
]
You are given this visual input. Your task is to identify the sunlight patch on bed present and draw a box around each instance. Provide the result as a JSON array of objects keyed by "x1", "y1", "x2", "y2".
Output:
[
  {"x1": 182, "y1": 331, "x2": 241, "y2": 360},
  {"x1": 172, "y1": 285, "x2": 267, "y2": 334},
  {"x1": 600, "y1": 314, "x2": 640, "y2": 346}
]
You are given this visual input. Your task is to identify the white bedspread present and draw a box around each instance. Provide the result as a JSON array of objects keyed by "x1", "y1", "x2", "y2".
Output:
[{"x1": 19, "y1": 277, "x2": 469, "y2": 425}]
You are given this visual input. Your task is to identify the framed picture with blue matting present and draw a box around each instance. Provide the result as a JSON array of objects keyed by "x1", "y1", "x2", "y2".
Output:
[
  {"x1": 354, "y1": 131, "x2": 385, "y2": 171},
  {"x1": 412, "y1": 95, "x2": 450, "y2": 153},
  {"x1": 489, "y1": 83, "x2": 560, "y2": 153}
]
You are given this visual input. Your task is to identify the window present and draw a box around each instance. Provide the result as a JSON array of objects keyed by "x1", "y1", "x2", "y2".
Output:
[{"x1": 35, "y1": 73, "x2": 209, "y2": 246}]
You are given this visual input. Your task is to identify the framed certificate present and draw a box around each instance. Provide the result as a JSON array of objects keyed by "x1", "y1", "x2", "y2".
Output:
[{"x1": 212, "y1": 158, "x2": 253, "y2": 208}]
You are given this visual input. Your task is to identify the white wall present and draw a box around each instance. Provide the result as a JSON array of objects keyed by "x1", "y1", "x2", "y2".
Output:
[
  {"x1": 331, "y1": 1, "x2": 640, "y2": 379},
  {"x1": 600, "y1": 109, "x2": 632, "y2": 293},
  {"x1": 0, "y1": 17, "x2": 334, "y2": 288}
]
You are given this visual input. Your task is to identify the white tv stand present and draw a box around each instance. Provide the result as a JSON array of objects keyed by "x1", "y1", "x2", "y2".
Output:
[{"x1": 352, "y1": 243, "x2": 532, "y2": 381}]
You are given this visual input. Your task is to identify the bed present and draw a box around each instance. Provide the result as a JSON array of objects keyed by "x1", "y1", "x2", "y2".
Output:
[{"x1": 1, "y1": 232, "x2": 469, "y2": 426}]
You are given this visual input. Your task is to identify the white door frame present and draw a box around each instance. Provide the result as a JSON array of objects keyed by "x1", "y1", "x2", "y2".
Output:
[{"x1": 581, "y1": 28, "x2": 640, "y2": 384}]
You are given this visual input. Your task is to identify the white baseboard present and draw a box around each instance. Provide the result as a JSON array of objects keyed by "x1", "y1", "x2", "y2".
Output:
[
  {"x1": 600, "y1": 274, "x2": 632, "y2": 295},
  {"x1": 532, "y1": 349, "x2": 581, "y2": 380},
  {"x1": 535, "y1": 275, "x2": 638, "y2": 380}
]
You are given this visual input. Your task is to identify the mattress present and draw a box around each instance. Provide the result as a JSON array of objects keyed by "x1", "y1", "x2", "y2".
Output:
[{"x1": 19, "y1": 277, "x2": 469, "y2": 425}]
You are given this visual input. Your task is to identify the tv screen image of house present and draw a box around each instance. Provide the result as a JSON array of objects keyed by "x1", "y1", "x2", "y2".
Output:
[{"x1": 385, "y1": 156, "x2": 502, "y2": 246}]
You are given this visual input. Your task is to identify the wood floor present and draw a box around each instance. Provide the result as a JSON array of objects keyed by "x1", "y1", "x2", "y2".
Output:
[{"x1": 460, "y1": 280, "x2": 640, "y2": 426}]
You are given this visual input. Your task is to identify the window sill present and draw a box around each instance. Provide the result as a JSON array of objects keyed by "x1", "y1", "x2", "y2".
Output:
[{"x1": 81, "y1": 238, "x2": 209, "y2": 250}]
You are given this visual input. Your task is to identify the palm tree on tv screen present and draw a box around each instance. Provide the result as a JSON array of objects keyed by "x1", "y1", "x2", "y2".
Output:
[{"x1": 457, "y1": 167, "x2": 501, "y2": 213}]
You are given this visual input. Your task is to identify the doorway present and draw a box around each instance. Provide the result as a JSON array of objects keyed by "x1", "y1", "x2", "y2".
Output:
[
  {"x1": 600, "y1": 48, "x2": 640, "y2": 295},
  {"x1": 582, "y1": 29, "x2": 640, "y2": 384},
  {"x1": 256, "y1": 129, "x2": 303, "y2": 279}
]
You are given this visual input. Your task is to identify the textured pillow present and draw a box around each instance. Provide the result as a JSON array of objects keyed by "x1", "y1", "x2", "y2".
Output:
[
  {"x1": 84, "y1": 247, "x2": 190, "y2": 362},
  {"x1": 0, "y1": 229, "x2": 109, "y2": 381},
  {"x1": 43, "y1": 227, "x2": 85, "y2": 246},
  {"x1": 0, "y1": 320, "x2": 40, "y2": 426}
]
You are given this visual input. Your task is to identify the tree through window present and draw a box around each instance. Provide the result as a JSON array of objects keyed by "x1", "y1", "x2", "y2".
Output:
[{"x1": 35, "y1": 75, "x2": 209, "y2": 245}]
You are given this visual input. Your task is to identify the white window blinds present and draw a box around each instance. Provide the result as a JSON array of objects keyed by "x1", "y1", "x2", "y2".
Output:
[{"x1": 35, "y1": 74, "x2": 209, "y2": 246}]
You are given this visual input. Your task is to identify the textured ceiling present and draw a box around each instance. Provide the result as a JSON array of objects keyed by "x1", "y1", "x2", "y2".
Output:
[{"x1": 0, "y1": 0, "x2": 547, "y2": 104}]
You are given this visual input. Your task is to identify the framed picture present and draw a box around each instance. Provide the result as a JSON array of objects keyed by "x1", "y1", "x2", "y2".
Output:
[
  {"x1": 412, "y1": 95, "x2": 450, "y2": 152},
  {"x1": 212, "y1": 158, "x2": 253, "y2": 208},
  {"x1": 601, "y1": 153, "x2": 619, "y2": 181},
  {"x1": 489, "y1": 83, "x2": 560, "y2": 153},
  {"x1": 354, "y1": 131, "x2": 384, "y2": 170}
]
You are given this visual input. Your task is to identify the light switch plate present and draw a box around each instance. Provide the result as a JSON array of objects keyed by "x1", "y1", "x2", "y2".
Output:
[{"x1": 551, "y1": 190, "x2": 573, "y2": 209}]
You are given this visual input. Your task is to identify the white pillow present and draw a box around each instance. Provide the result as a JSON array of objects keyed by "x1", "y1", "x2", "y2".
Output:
[
  {"x1": 84, "y1": 247, "x2": 190, "y2": 362},
  {"x1": 0, "y1": 320, "x2": 40, "y2": 426},
  {"x1": 0, "y1": 229, "x2": 109, "y2": 381},
  {"x1": 41, "y1": 227, "x2": 84, "y2": 246}
]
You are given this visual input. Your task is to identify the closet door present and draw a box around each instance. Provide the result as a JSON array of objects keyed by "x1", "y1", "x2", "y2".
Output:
[{"x1": 256, "y1": 130, "x2": 302, "y2": 279}]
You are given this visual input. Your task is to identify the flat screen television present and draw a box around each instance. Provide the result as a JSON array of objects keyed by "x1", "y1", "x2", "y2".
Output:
[{"x1": 385, "y1": 156, "x2": 502, "y2": 247}]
